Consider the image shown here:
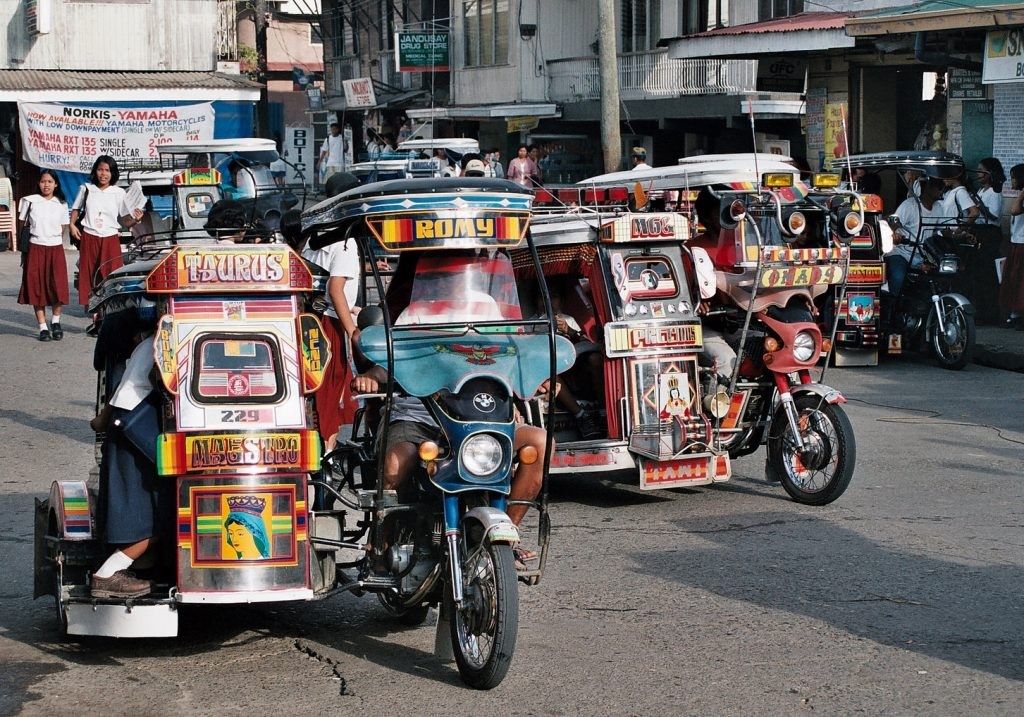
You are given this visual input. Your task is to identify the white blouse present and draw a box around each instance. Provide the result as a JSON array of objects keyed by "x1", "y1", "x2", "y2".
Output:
[
  {"x1": 19, "y1": 195, "x2": 70, "y2": 247},
  {"x1": 72, "y1": 184, "x2": 129, "y2": 238},
  {"x1": 976, "y1": 186, "x2": 1003, "y2": 225}
]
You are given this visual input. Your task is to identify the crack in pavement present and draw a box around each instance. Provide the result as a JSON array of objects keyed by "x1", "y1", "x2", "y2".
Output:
[
  {"x1": 293, "y1": 638, "x2": 351, "y2": 696},
  {"x1": 556, "y1": 517, "x2": 812, "y2": 536}
]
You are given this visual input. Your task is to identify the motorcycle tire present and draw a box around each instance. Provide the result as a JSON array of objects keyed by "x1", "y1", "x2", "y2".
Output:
[
  {"x1": 448, "y1": 541, "x2": 519, "y2": 690},
  {"x1": 928, "y1": 298, "x2": 975, "y2": 370},
  {"x1": 767, "y1": 395, "x2": 856, "y2": 506}
]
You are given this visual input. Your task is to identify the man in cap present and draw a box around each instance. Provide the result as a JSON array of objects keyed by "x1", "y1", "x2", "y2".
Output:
[
  {"x1": 631, "y1": 147, "x2": 651, "y2": 171},
  {"x1": 463, "y1": 158, "x2": 487, "y2": 177}
]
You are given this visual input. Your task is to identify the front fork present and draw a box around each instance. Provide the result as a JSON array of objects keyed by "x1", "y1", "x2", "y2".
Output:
[
  {"x1": 930, "y1": 293, "x2": 946, "y2": 336},
  {"x1": 443, "y1": 495, "x2": 463, "y2": 605},
  {"x1": 773, "y1": 372, "x2": 805, "y2": 451}
]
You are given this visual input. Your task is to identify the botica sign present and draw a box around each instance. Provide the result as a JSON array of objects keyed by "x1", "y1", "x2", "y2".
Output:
[{"x1": 983, "y1": 29, "x2": 1024, "y2": 84}]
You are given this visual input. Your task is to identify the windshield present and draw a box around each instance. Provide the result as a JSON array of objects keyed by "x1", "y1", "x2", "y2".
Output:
[{"x1": 394, "y1": 251, "x2": 522, "y2": 326}]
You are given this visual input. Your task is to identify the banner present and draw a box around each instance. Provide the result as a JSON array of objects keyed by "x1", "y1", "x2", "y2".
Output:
[
  {"x1": 19, "y1": 102, "x2": 215, "y2": 173},
  {"x1": 396, "y1": 31, "x2": 450, "y2": 72},
  {"x1": 823, "y1": 102, "x2": 848, "y2": 162}
]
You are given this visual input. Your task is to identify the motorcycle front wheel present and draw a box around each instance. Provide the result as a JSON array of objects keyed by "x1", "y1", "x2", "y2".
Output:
[
  {"x1": 929, "y1": 298, "x2": 975, "y2": 370},
  {"x1": 448, "y1": 540, "x2": 519, "y2": 690},
  {"x1": 768, "y1": 395, "x2": 856, "y2": 506}
]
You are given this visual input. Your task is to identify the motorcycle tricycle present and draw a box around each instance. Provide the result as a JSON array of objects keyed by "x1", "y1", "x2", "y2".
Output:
[
  {"x1": 34, "y1": 177, "x2": 569, "y2": 690},
  {"x1": 525, "y1": 158, "x2": 858, "y2": 504}
]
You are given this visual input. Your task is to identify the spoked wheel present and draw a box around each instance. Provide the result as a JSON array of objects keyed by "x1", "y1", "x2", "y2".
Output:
[
  {"x1": 929, "y1": 298, "x2": 975, "y2": 370},
  {"x1": 377, "y1": 592, "x2": 431, "y2": 626},
  {"x1": 768, "y1": 395, "x2": 856, "y2": 506},
  {"x1": 448, "y1": 540, "x2": 518, "y2": 690}
]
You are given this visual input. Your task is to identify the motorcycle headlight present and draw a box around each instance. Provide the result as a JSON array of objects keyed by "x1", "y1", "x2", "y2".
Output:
[
  {"x1": 792, "y1": 331, "x2": 817, "y2": 362},
  {"x1": 939, "y1": 255, "x2": 958, "y2": 274},
  {"x1": 461, "y1": 434, "x2": 503, "y2": 477}
]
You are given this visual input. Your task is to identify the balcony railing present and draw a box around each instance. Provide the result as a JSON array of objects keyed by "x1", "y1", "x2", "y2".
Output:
[{"x1": 548, "y1": 51, "x2": 757, "y2": 103}]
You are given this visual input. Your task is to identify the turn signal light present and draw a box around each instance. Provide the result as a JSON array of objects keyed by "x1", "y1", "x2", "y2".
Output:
[
  {"x1": 764, "y1": 337, "x2": 781, "y2": 352},
  {"x1": 518, "y1": 445, "x2": 539, "y2": 465},
  {"x1": 821, "y1": 338, "x2": 833, "y2": 354},
  {"x1": 418, "y1": 441, "x2": 440, "y2": 461}
]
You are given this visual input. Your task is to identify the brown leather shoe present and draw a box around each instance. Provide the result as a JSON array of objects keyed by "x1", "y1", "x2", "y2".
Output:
[{"x1": 91, "y1": 570, "x2": 152, "y2": 599}]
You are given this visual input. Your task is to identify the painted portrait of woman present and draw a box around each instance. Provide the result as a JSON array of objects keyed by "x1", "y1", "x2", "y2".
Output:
[{"x1": 223, "y1": 496, "x2": 271, "y2": 559}]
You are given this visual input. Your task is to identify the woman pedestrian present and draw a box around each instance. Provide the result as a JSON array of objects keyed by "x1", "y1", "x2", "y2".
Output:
[
  {"x1": 999, "y1": 163, "x2": 1024, "y2": 329},
  {"x1": 70, "y1": 155, "x2": 137, "y2": 335},
  {"x1": 506, "y1": 144, "x2": 539, "y2": 188},
  {"x1": 17, "y1": 169, "x2": 70, "y2": 341}
]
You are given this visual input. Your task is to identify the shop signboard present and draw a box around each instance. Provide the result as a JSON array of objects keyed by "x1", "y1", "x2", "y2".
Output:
[
  {"x1": 507, "y1": 116, "x2": 540, "y2": 133},
  {"x1": 18, "y1": 101, "x2": 214, "y2": 173},
  {"x1": 283, "y1": 126, "x2": 314, "y2": 186},
  {"x1": 949, "y1": 68, "x2": 985, "y2": 99},
  {"x1": 342, "y1": 78, "x2": 377, "y2": 108},
  {"x1": 757, "y1": 57, "x2": 807, "y2": 93},
  {"x1": 982, "y1": 28, "x2": 1024, "y2": 84},
  {"x1": 396, "y1": 31, "x2": 450, "y2": 72}
]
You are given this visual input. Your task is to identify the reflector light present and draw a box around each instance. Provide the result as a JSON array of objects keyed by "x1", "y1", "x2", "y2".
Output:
[
  {"x1": 608, "y1": 187, "x2": 629, "y2": 202},
  {"x1": 786, "y1": 211, "x2": 807, "y2": 236},
  {"x1": 288, "y1": 252, "x2": 314, "y2": 290},
  {"x1": 762, "y1": 172, "x2": 794, "y2": 188},
  {"x1": 584, "y1": 188, "x2": 605, "y2": 204}
]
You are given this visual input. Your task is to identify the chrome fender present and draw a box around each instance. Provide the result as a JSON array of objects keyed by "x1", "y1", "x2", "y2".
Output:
[
  {"x1": 462, "y1": 506, "x2": 520, "y2": 546},
  {"x1": 932, "y1": 292, "x2": 975, "y2": 314},
  {"x1": 790, "y1": 382, "x2": 846, "y2": 405}
]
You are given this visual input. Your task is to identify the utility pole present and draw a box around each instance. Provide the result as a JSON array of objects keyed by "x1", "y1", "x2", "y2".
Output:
[
  {"x1": 254, "y1": 0, "x2": 270, "y2": 138},
  {"x1": 597, "y1": 0, "x2": 621, "y2": 173}
]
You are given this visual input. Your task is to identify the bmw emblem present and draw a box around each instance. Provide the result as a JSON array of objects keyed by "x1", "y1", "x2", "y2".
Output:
[{"x1": 473, "y1": 393, "x2": 496, "y2": 412}]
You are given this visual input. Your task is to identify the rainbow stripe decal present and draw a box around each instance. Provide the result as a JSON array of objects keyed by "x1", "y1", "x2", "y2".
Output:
[
  {"x1": 55, "y1": 481, "x2": 93, "y2": 539},
  {"x1": 366, "y1": 213, "x2": 529, "y2": 251},
  {"x1": 158, "y1": 430, "x2": 321, "y2": 476}
]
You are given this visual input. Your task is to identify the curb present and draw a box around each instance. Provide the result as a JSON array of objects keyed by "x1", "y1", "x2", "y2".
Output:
[{"x1": 974, "y1": 344, "x2": 1024, "y2": 373}]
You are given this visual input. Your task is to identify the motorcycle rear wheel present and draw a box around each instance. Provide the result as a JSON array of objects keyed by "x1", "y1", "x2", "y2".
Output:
[
  {"x1": 768, "y1": 395, "x2": 856, "y2": 506},
  {"x1": 929, "y1": 299, "x2": 975, "y2": 370},
  {"x1": 448, "y1": 541, "x2": 519, "y2": 690}
]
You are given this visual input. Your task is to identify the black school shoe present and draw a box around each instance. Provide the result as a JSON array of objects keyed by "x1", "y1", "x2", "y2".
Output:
[
  {"x1": 38, "y1": 329, "x2": 51, "y2": 342},
  {"x1": 85, "y1": 321, "x2": 100, "y2": 337},
  {"x1": 50, "y1": 324, "x2": 64, "y2": 340}
]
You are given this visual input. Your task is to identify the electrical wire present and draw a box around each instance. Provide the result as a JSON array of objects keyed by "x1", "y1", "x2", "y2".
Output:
[{"x1": 846, "y1": 397, "x2": 1024, "y2": 447}]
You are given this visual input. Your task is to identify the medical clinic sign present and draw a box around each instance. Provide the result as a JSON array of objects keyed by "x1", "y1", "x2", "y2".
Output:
[{"x1": 19, "y1": 102, "x2": 214, "y2": 173}]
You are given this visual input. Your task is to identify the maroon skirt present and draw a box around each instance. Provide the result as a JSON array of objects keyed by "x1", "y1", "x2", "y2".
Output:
[
  {"x1": 78, "y1": 231, "x2": 123, "y2": 306},
  {"x1": 999, "y1": 243, "x2": 1024, "y2": 313},
  {"x1": 314, "y1": 315, "x2": 355, "y2": 442},
  {"x1": 18, "y1": 244, "x2": 69, "y2": 307}
]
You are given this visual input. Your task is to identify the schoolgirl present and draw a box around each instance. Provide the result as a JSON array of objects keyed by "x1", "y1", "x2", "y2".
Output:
[
  {"x1": 1000, "y1": 164, "x2": 1024, "y2": 329},
  {"x1": 17, "y1": 169, "x2": 70, "y2": 341},
  {"x1": 70, "y1": 155, "x2": 134, "y2": 334}
]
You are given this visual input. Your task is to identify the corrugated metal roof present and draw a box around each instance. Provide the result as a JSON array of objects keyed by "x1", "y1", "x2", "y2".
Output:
[
  {"x1": 857, "y1": 0, "x2": 1022, "y2": 19},
  {"x1": 682, "y1": 12, "x2": 851, "y2": 39},
  {"x1": 0, "y1": 70, "x2": 261, "y2": 92},
  {"x1": 846, "y1": 0, "x2": 1024, "y2": 35}
]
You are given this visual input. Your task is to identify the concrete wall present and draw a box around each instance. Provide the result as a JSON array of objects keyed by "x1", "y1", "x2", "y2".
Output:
[
  {"x1": 993, "y1": 83, "x2": 1024, "y2": 173},
  {"x1": 0, "y1": 0, "x2": 219, "y2": 71}
]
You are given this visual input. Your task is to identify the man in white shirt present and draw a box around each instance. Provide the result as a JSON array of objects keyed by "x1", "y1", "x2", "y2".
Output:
[
  {"x1": 631, "y1": 147, "x2": 652, "y2": 171},
  {"x1": 887, "y1": 177, "x2": 944, "y2": 297},
  {"x1": 318, "y1": 123, "x2": 346, "y2": 184}
]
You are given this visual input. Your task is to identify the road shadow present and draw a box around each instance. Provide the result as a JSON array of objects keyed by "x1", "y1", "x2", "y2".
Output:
[
  {"x1": 0, "y1": 407, "x2": 94, "y2": 445},
  {"x1": 547, "y1": 472, "x2": 673, "y2": 508},
  {"x1": 628, "y1": 510, "x2": 1024, "y2": 681}
]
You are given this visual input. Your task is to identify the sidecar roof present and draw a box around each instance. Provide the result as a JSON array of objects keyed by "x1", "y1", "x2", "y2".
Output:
[{"x1": 827, "y1": 151, "x2": 965, "y2": 178}]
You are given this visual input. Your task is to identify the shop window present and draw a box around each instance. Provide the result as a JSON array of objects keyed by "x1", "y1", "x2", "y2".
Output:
[
  {"x1": 681, "y1": 0, "x2": 729, "y2": 35},
  {"x1": 463, "y1": 0, "x2": 509, "y2": 67},
  {"x1": 622, "y1": 0, "x2": 661, "y2": 53},
  {"x1": 311, "y1": 25, "x2": 323, "y2": 46},
  {"x1": 758, "y1": 0, "x2": 804, "y2": 21},
  {"x1": 326, "y1": 6, "x2": 358, "y2": 59}
]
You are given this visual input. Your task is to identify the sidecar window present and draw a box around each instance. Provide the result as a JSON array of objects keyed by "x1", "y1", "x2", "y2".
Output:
[
  {"x1": 395, "y1": 251, "x2": 523, "y2": 325},
  {"x1": 191, "y1": 334, "x2": 284, "y2": 404}
]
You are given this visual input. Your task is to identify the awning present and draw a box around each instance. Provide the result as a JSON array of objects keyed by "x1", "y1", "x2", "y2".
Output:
[
  {"x1": 0, "y1": 70, "x2": 261, "y2": 102},
  {"x1": 846, "y1": 0, "x2": 1024, "y2": 36},
  {"x1": 666, "y1": 12, "x2": 854, "y2": 60},
  {"x1": 406, "y1": 103, "x2": 561, "y2": 121}
]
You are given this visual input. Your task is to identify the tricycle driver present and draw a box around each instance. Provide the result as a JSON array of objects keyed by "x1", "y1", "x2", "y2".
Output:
[{"x1": 350, "y1": 251, "x2": 553, "y2": 567}]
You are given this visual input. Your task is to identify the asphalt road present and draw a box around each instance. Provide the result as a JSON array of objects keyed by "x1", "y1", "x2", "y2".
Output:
[{"x1": 0, "y1": 252, "x2": 1022, "y2": 716}]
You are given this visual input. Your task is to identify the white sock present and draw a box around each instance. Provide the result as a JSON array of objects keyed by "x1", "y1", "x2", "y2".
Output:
[
  {"x1": 51, "y1": 316, "x2": 61, "y2": 325},
  {"x1": 94, "y1": 550, "x2": 134, "y2": 579},
  {"x1": 38, "y1": 322, "x2": 48, "y2": 332}
]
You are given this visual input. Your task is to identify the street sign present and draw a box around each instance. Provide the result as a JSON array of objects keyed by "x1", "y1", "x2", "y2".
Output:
[
  {"x1": 305, "y1": 87, "x2": 323, "y2": 110},
  {"x1": 506, "y1": 116, "x2": 539, "y2": 133},
  {"x1": 342, "y1": 78, "x2": 377, "y2": 108},
  {"x1": 949, "y1": 68, "x2": 985, "y2": 99},
  {"x1": 983, "y1": 28, "x2": 1024, "y2": 84},
  {"x1": 284, "y1": 126, "x2": 313, "y2": 186},
  {"x1": 396, "y1": 31, "x2": 450, "y2": 72}
]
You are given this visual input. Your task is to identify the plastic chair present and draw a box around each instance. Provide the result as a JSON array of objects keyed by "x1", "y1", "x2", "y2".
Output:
[{"x1": 0, "y1": 200, "x2": 16, "y2": 251}]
